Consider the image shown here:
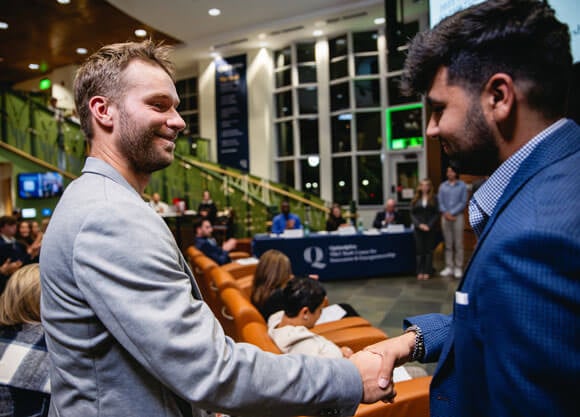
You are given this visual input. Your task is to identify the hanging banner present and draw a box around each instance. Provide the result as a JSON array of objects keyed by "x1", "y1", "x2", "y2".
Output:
[{"x1": 215, "y1": 54, "x2": 249, "y2": 172}]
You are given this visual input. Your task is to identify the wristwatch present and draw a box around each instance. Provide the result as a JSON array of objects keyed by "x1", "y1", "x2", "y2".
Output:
[{"x1": 404, "y1": 324, "x2": 425, "y2": 362}]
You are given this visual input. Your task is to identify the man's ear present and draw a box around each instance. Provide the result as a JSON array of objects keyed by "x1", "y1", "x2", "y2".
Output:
[
  {"x1": 299, "y1": 306, "x2": 310, "y2": 319},
  {"x1": 483, "y1": 73, "x2": 515, "y2": 122},
  {"x1": 88, "y1": 96, "x2": 114, "y2": 129}
]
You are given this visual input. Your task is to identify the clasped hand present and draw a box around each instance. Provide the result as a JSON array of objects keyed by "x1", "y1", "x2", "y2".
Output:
[{"x1": 349, "y1": 332, "x2": 416, "y2": 404}]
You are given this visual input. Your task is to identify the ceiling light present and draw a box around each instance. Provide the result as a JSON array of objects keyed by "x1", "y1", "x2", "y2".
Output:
[
  {"x1": 374, "y1": 17, "x2": 386, "y2": 25},
  {"x1": 0, "y1": 21, "x2": 8, "y2": 30},
  {"x1": 134, "y1": 29, "x2": 147, "y2": 37},
  {"x1": 57, "y1": 0, "x2": 71, "y2": 4},
  {"x1": 313, "y1": 30, "x2": 323, "y2": 37},
  {"x1": 258, "y1": 33, "x2": 267, "y2": 40},
  {"x1": 28, "y1": 63, "x2": 39, "y2": 70},
  {"x1": 208, "y1": 8, "x2": 221, "y2": 16},
  {"x1": 76, "y1": 47, "x2": 88, "y2": 55}
]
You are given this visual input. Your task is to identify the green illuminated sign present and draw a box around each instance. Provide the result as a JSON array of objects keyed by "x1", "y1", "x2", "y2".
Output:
[
  {"x1": 385, "y1": 103, "x2": 424, "y2": 150},
  {"x1": 39, "y1": 78, "x2": 51, "y2": 90}
]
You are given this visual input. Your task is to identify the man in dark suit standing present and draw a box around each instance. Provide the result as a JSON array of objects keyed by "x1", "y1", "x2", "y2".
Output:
[{"x1": 365, "y1": 1, "x2": 580, "y2": 416}]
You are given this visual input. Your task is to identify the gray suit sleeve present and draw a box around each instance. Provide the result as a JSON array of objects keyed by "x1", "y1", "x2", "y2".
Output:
[{"x1": 74, "y1": 202, "x2": 362, "y2": 416}]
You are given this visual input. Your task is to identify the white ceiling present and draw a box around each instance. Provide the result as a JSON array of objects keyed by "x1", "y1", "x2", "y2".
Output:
[{"x1": 108, "y1": 0, "x2": 427, "y2": 75}]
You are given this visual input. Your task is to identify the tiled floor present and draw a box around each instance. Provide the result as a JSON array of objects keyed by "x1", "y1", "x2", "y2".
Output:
[{"x1": 322, "y1": 249, "x2": 468, "y2": 375}]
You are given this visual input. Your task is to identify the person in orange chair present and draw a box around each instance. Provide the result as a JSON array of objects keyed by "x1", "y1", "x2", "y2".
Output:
[
  {"x1": 193, "y1": 217, "x2": 237, "y2": 265},
  {"x1": 251, "y1": 249, "x2": 359, "y2": 322},
  {"x1": 268, "y1": 276, "x2": 353, "y2": 358}
]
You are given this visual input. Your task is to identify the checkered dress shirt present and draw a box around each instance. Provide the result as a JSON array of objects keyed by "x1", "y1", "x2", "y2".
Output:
[{"x1": 469, "y1": 118, "x2": 567, "y2": 237}]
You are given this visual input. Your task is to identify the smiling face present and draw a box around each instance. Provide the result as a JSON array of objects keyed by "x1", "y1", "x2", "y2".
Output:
[
  {"x1": 115, "y1": 60, "x2": 185, "y2": 175},
  {"x1": 426, "y1": 67, "x2": 499, "y2": 176}
]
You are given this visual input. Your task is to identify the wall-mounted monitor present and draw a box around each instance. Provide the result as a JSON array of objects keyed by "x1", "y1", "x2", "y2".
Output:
[
  {"x1": 20, "y1": 208, "x2": 37, "y2": 219},
  {"x1": 429, "y1": 0, "x2": 579, "y2": 63},
  {"x1": 17, "y1": 172, "x2": 64, "y2": 199},
  {"x1": 386, "y1": 103, "x2": 424, "y2": 151}
]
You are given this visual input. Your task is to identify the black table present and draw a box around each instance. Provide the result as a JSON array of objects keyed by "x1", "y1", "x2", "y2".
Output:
[{"x1": 252, "y1": 230, "x2": 415, "y2": 281}]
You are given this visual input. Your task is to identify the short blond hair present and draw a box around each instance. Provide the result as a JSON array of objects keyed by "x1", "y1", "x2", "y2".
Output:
[
  {"x1": 73, "y1": 40, "x2": 175, "y2": 142},
  {"x1": 0, "y1": 264, "x2": 41, "y2": 326}
]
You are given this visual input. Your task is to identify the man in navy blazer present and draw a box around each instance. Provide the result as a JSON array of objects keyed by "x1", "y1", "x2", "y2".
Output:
[{"x1": 363, "y1": 1, "x2": 580, "y2": 416}]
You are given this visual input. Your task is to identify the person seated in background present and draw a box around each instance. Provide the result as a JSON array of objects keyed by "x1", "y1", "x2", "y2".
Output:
[
  {"x1": 149, "y1": 192, "x2": 169, "y2": 214},
  {"x1": 268, "y1": 276, "x2": 354, "y2": 358},
  {"x1": 0, "y1": 264, "x2": 50, "y2": 417},
  {"x1": 0, "y1": 216, "x2": 33, "y2": 294},
  {"x1": 271, "y1": 199, "x2": 302, "y2": 234},
  {"x1": 372, "y1": 198, "x2": 403, "y2": 229},
  {"x1": 15, "y1": 221, "x2": 42, "y2": 263},
  {"x1": 251, "y1": 249, "x2": 359, "y2": 322},
  {"x1": 197, "y1": 190, "x2": 217, "y2": 224},
  {"x1": 325, "y1": 203, "x2": 347, "y2": 232},
  {"x1": 268, "y1": 277, "x2": 427, "y2": 381},
  {"x1": 193, "y1": 217, "x2": 237, "y2": 265}
]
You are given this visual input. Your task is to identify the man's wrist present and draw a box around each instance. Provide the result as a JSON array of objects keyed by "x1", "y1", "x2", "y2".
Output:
[{"x1": 404, "y1": 324, "x2": 425, "y2": 362}]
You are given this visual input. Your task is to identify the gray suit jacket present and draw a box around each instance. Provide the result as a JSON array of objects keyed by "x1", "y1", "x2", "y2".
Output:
[{"x1": 40, "y1": 158, "x2": 362, "y2": 417}]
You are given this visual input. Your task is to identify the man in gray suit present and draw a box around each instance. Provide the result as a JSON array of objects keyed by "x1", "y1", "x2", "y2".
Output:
[{"x1": 40, "y1": 40, "x2": 393, "y2": 417}]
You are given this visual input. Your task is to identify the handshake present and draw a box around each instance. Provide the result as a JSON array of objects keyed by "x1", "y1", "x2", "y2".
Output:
[{"x1": 349, "y1": 331, "x2": 417, "y2": 404}]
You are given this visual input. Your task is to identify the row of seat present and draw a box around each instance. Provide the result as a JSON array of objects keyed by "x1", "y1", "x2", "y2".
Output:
[{"x1": 186, "y1": 246, "x2": 431, "y2": 417}]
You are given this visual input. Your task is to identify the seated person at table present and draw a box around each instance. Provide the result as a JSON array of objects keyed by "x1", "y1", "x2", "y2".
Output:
[
  {"x1": 325, "y1": 203, "x2": 348, "y2": 232},
  {"x1": 251, "y1": 249, "x2": 359, "y2": 321},
  {"x1": 271, "y1": 200, "x2": 302, "y2": 234},
  {"x1": 197, "y1": 190, "x2": 217, "y2": 224},
  {"x1": 268, "y1": 277, "x2": 353, "y2": 358},
  {"x1": 193, "y1": 218, "x2": 237, "y2": 265},
  {"x1": 372, "y1": 198, "x2": 403, "y2": 229},
  {"x1": 149, "y1": 192, "x2": 169, "y2": 214},
  {"x1": 0, "y1": 264, "x2": 50, "y2": 417}
]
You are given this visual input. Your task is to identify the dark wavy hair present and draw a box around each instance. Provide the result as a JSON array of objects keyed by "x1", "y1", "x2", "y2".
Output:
[
  {"x1": 401, "y1": 0, "x2": 572, "y2": 118},
  {"x1": 282, "y1": 276, "x2": 326, "y2": 318}
]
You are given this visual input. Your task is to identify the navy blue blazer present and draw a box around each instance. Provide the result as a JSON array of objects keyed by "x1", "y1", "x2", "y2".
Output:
[{"x1": 407, "y1": 119, "x2": 580, "y2": 417}]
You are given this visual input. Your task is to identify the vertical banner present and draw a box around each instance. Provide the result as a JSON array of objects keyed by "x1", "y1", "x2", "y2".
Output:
[{"x1": 215, "y1": 54, "x2": 249, "y2": 172}]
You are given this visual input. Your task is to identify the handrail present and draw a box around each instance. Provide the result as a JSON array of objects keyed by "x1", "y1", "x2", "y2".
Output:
[
  {"x1": 175, "y1": 153, "x2": 330, "y2": 213},
  {"x1": 0, "y1": 140, "x2": 77, "y2": 181}
]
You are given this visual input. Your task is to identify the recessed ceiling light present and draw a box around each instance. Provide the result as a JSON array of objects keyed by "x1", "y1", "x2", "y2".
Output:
[
  {"x1": 208, "y1": 8, "x2": 221, "y2": 17},
  {"x1": 258, "y1": 33, "x2": 267, "y2": 40},
  {"x1": 0, "y1": 21, "x2": 8, "y2": 30},
  {"x1": 57, "y1": 0, "x2": 71, "y2": 4},
  {"x1": 28, "y1": 63, "x2": 40, "y2": 70},
  {"x1": 313, "y1": 30, "x2": 323, "y2": 37},
  {"x1": 134, "y1": 29, "x2": 147, "y2": 37},
  {"x1": 76, "y1": 47, "x2": 88, "y2": 55},
  {"x1": 374, "y1": 17, "x2": 386, "y2": 25}
]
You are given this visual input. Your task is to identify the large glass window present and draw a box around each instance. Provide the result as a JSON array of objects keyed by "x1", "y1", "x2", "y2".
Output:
[
  {"x1": 353, "y1": 31, "x2": 378, "y2": 53},
  {"x1": 299, "y1": 119, "x2": 319, "y2": 154},
  {"x1": 331, "y1": 114, "x2": 351, "y2": 153},
  {"x1": 356, "y1": 112, "x2": 382, "y2": 151},
  {"x1": 298, "y1": 64, "x2": 317, "y2": 83},
  {"x1": 276, "y1": 121, "x2": 294, "y2": 157},
  {"x1": 300, "y1": 159, "x2": 320, "y2": 197},
  {"x1": 354, "y1": 79, "x2": 380, "y2": 108},
  {"x1": 298, "y1": 87, "x2": 318, "y2": 114},
  {"x1": 329, "y1": 35, "x2": 348, "y2": 59},
  {"x1": 357, "y1": 155, "x2": 383, "y2": 205},
  {"x1": 277, "y1": 160, "x2": 295, "y2": 187},
  {"x1": 275, "y1": 91, "x2": 293, "y2": 118},
  {"x1": 276, "y1": 68, "x2": 291, "y2": 88},
  {"x1": 296, "y1": 42, "x2": 316, "y2": 63},
  {"x1": 332, "y1": 157, "x2": 353, "y2": 205},
  {"x1": 330, "y1": 82, "x2": 350, "y2": 112},
  {"x1": 330, "y1": 57, "x2": 348, "y2": 80},
  {"x1": 176, "y1": 76, "x2": 199, "y2": 136}
]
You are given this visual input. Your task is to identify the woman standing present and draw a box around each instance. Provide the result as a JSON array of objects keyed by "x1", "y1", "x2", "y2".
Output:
[{"x1": 410, "y1": 179, "x2": 439, "y2": 280}]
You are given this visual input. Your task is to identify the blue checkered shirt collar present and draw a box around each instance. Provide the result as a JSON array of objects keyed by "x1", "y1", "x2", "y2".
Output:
[{"x1": 469, "y1": 118, "x2": 567, "y2": 236}]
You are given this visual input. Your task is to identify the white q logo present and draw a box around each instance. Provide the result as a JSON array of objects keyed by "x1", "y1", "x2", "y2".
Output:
[{"x1": 303, "y1": 246, "x2": 326, "y2": 269}]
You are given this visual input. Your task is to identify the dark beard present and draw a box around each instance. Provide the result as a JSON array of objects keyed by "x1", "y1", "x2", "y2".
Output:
[{"x1": 446, "y1": 101, "x2": 500, "y2": 176}]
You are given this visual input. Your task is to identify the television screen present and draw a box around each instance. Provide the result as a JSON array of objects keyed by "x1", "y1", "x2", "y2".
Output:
[
  {"x1": 18, "y1": 172, "x2": 64, "y2": 199},
  {"x1": 21, "y1": 208, "x2": 37, "y2": 219}
]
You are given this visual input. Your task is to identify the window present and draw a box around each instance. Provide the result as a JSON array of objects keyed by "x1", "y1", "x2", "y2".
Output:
[
  {"x1": 276, "y1": 121, "x2": 294, "y2": 157},
  {"x1": 175, "y1": 76, "x2": 199, "y2": 136}
]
